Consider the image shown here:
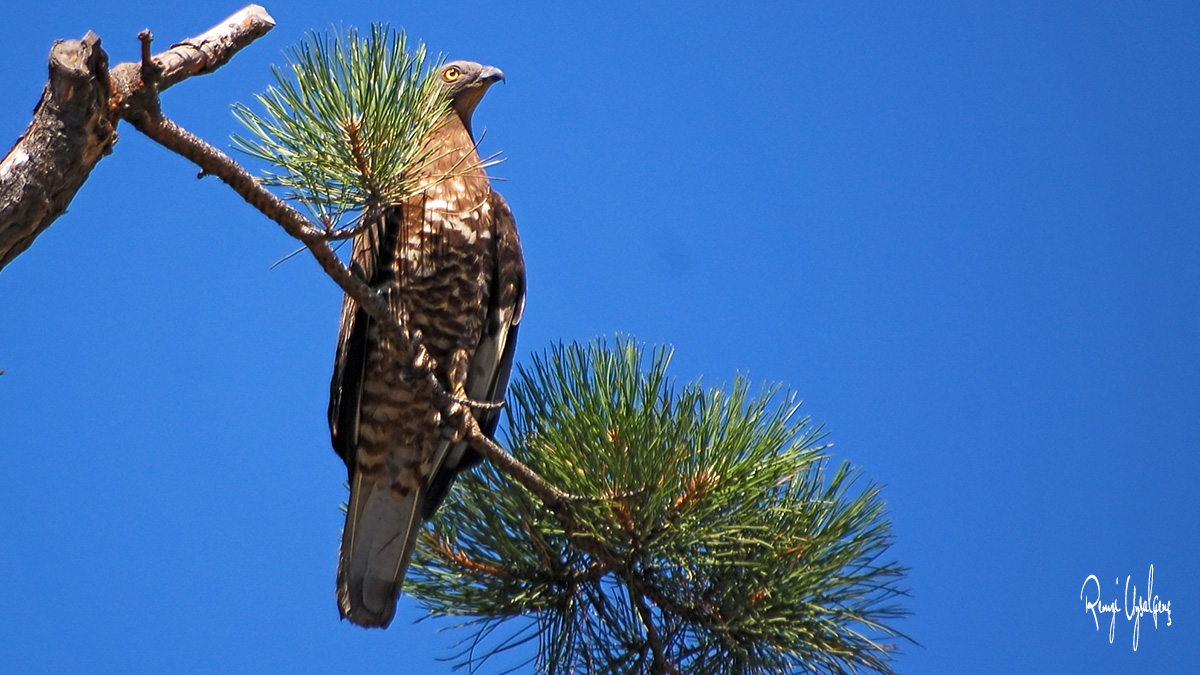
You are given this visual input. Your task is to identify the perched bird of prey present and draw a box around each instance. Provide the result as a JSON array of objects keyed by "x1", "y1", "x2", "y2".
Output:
[{"x1": 328, "y1": 60, "x2": 525, "y2": 628}]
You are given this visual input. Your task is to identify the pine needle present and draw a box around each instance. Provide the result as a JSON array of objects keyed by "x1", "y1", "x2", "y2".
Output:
[{"x1": 409, "y1": 337, "x2": 911, "y2": 675}]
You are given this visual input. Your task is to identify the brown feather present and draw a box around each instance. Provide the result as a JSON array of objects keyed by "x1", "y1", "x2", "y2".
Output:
[{"x1": 327, "y1": 62, "x2": 523, "y2": 628}]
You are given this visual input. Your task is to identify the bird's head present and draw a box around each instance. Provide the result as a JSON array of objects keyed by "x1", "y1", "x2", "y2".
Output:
[{"x1": 436, "y1": 60, "x2": 505, "y2": 137}]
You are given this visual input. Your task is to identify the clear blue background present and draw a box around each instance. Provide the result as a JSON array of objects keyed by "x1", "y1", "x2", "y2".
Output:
[{"x1": 1, "y1": 1, "x2": 1196, "y2": 672}]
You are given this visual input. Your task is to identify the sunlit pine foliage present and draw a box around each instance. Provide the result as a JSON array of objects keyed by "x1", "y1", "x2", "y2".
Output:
[
  {"x1": 409, "y1": 337, "x2": 910, "y2": 675},
  {"x1": 232, "y1": 25, "x2": 447, "y2": 229}
]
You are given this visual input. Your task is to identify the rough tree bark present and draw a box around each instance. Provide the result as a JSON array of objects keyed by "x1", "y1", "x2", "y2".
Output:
[{"x1": 0, "y1": 4, "x2": 275, "y2": 272}]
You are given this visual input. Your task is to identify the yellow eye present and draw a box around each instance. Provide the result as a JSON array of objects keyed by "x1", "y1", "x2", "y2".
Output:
[{"x1": 443, "y1": 66, "x2": 461, "y2": 82}]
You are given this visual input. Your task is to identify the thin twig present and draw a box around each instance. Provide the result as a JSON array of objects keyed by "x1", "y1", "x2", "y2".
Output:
[
  {"x1": 319, "y1": 204, "x2": 384, "y2": 240},
  {"x1": 138, "y1": 30, "x2": 154, "y2": 74},
  {"x1": 570, "y1": 561, "x2": 610, "y2": 585},
  {"x1": 121, "y1": 94, "x2": 575, "y2": 522},
  {"x1": 461, "y1": 416, "x2": 570, "y2": 510},
  {"x1": 114, "y1": 41, "x2": 665, "y2": 647},
  {"x1": 631, "y1": 586, "x2": 681, "y2": 675},
  {"x1": 110, "y1": 5, "x2": 277, "y2": 102}
]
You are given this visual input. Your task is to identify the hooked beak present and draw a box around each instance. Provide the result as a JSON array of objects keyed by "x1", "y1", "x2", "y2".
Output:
[{"x1": 479, "y1": 65, "x2": 506, "y2": 85}]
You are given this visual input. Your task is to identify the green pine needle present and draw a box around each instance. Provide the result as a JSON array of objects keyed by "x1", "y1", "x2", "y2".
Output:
[
  {"x1": 408, "y1": 337, "x2": 910, "y2": 675},
  {"x1": 231, "y1": 24, "x2": 447, "y2": 229}
]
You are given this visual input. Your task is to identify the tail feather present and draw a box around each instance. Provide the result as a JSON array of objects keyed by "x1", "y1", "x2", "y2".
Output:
[{"x1": 338, "y1": 473, "x2": 423, "y2": 628}]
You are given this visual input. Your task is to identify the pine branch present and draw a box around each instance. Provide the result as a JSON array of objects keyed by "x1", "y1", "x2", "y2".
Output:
[
  {"x1": 122, "y1": 26, "x2": 576, "y2": 537},
  {"x1": 230, "y1": 25, "x2": 449, "y2": 229},
  {"x1": 409, "y1": 338, "x2": 911, "y2": 675},
  {"x1": 23, "y1": 19, "x2": 912, "y2": 673},
  {"x1": 631, "y1": 585, "x2": 681, "y2": 675}
]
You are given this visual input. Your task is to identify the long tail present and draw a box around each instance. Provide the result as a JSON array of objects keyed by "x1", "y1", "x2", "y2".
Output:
[{"x1": 337, "y1": 472, "x2": 423, "y2": 628}]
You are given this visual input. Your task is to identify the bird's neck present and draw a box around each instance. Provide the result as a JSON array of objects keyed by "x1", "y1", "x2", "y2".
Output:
[
  {"x1": 425, "y1": 115, "x2": 483, "y2": 180},
  {"x1": 450, "y1": 92, "x2": 485, "y2": 141}
]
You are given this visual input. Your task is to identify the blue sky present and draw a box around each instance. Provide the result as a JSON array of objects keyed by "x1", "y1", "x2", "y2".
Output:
[{"x1": 1, "y1": 1, "x2": 1197, "y2": 672}]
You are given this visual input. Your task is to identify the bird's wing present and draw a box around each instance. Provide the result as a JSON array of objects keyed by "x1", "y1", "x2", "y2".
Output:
[
  {"x1": 331, "y1": 206, "x2": 426, "y2": 628},
  {"x1": 328, "y1": 213, "x2": 390, "y2": 474},
  {"x1": 421, "y1": 189, "x2": 526, "y2": 519}
]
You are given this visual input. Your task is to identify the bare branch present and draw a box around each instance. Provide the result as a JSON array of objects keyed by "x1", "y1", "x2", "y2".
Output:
[
  {"x1": 0, "y1": 33, "x2": 114, "y2": 270},
  {"x1": 109, "y1": 5, "x2": 276, "y2": 102},
  {"x1": 12, "y1": 7, "x2": 593, "y2": 609},
  {"x1": 122, "y1": 93, "x2": 577, "y2": 520},
  {"x1": 4, "y1": 13, "x2": 629, "y2": 640},
  {"x1": 461, "y1": 416, "x2": 571, "y2": 511},
  {"x1": 0, "y1": 5, "x2": 274, "y2": 273}
]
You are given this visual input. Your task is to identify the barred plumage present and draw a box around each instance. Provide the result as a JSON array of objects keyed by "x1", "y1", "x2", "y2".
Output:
[{"x1": 327, "y1": 61, "x2": 525, "y2": 628}]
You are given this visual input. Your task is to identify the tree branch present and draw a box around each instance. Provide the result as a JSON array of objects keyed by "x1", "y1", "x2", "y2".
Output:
[
  {"x1": 1, "y1": 3, "x2": 576, "y2": 531},
  {"x1": 111, "y1": 5, "x2": 276, "y2": 98},
  {"x1": 0, "y1": 33, "x2": 114, "y2": 270},
  {"x1": 0, "y1": 5, "x2": 274, "y2": 272},
  {"x1": 631, "y1": 586, "x2": 682, "y2": 675},
  {"x1": 8, "y1": 11, "x2": 612, "y2": 637},
  {"x1": 122, "y1": 83, "x2": 575, "y2": 524}
]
